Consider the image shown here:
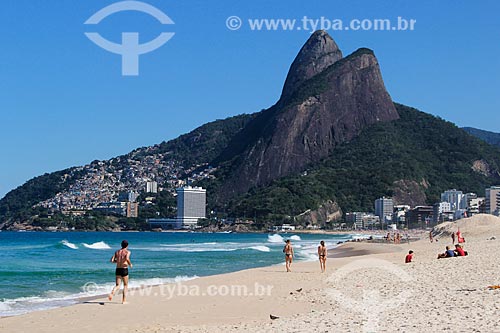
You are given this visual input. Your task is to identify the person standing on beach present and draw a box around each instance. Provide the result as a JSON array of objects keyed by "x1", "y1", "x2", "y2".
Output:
[
  {"x1": 429, "y1": 231, "x2": 433, "y2": 243},
  {"x1": 318, "y1": 241, "x2": 327, "y2": 273},
  {"x1": 283, "y1": 240, "x2": 294, "y2": 272},
  {"x1": 451, "y1": 232, "x2": 455, "y2": 244},
  {"x1": 109, "y1": 240, "x2": 133, "y2": 304}
]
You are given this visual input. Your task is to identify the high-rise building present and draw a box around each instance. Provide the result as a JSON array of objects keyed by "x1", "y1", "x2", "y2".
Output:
[
  {"x1": 126, "y1": 202, "x2": 139, "y2": 218},
  {"x1": 485, "y1": 186, "x2": 500, "y2": 215},
  {"x1": 440, "y1": 189, "x2": 465, "y2": 210},
  {"x1": 146, "y1": 181, "x2": 158, "y2": 194},
  {"x1": 375, "y1": 197, "x2": 394, "y2": 223},
  {"x1": 118, "y1": 191, "x2": 140, "y2": 203},
  {"x1": 346, "y1": 212, "x2": 380, "y2": 229},
  {"x1": 346, "y1": 212, "x2": 364, "y2": 229},
  {"x1": 176, "y1": 186, "x2": 206, "y2": 227},
  {"x1": 433, "y1": 202, "x2": 452, "y2": 223}
]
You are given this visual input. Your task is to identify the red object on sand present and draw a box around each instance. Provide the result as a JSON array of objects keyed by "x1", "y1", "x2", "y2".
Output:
[{"x1": 405, "y1": 253, "x2": 413, "y2": 263}]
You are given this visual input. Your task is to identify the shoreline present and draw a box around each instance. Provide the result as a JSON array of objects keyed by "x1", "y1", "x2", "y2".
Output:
[
  {"x1": 0, "y1": 235, "x2": 415, "y2": 320},
  {"x1": 0, "y1": 241, "x2": 412, "y2": 330},
  {"x1": 1, "y1": 228, "x2": 430, "y2": 234},
  {"x1": 3, "y1": 226, "x2": 499, "y2": 332}
]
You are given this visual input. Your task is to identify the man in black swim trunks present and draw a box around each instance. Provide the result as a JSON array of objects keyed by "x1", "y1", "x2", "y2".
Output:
[{"x1": 108, "y1": 240, "x2": 133, "y2": 304}]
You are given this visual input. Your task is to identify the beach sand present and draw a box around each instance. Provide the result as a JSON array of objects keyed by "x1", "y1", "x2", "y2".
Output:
[{"x1": 2, "y1": 214, "x2": 500, "y2": 333}]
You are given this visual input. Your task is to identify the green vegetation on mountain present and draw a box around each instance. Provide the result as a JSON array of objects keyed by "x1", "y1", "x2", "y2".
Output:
[
  {"x1": 148, "y1": 113, "x2": 255, "y2": 168},
  {"x1": 2, "y1": 29, "x2": 499, "y2": 231},
  {"x1": 0, "y1": 168, "x2": 83, "y2": 224},
  {"x1": 0, "y1": 114, "x2": 253, "y2": 227},
  {"x1": 463, "y1": 127, "x2": 500, "y2": 148},
  {"x1": 222, "y1": 104, "x2": 500, "y2": 222}
]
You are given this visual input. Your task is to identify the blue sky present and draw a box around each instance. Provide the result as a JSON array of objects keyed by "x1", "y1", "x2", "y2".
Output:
[{"x1": 1, "y1": 0, "x2": 499, "y2": 199}]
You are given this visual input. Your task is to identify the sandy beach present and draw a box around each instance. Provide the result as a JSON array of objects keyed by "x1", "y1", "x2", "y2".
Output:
[{"x1": 2, "y1": 214, "x2": 500, "y2": 333}]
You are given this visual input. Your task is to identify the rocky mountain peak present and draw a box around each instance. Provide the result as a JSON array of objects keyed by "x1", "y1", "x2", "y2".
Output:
[
  {"x1": 216, "y1": 32, "x2": 399, "y2": 200},
  {"x1": 281, "y1": 30, "x2": 343, "y2": 100}
]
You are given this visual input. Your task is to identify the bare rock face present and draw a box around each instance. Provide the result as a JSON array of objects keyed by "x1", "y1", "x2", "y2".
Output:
[
  {"x1": 392, "y1": 179, "x2": 428, "y2": 207},
  {"x1": 281, "y1": 30, "x2": 343, "y2": 100},
  {"x1": 472, "y1": 159, "x2": 496, "y2": 177},
  {"x1": 296, "y1": 200, "x2": 342, "y2": 226},
  {"x1": 217, "y1": 31, "x2": 399, "y2": 200}
]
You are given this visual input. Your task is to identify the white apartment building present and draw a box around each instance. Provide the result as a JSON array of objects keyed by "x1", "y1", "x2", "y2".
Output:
[
  {"x1": 440, "y1": 189, "x2": 465, "y2": 210},
  {"x1": 176, "y1": 186, "x2": 207, "y2": 227},
  {"x1": 375, "y1": 197, "x2": 394, "y2": 224}
]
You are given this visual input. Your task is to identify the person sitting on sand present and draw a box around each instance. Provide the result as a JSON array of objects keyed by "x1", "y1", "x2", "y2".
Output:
[
  {"x1": 405, "y1": 250, "x2": 414, "y2": 263},
  {"x1": 109, "y1": 240, "x2": 133, "y2": 304},
  {"x1": 454, "y1": 244, "x2": 466, "y2": 256},
  {"x1": 437, "y1": 246, "x2": 455, "y2": 259},
  {"x1": 283, "y1": 240, "x2": 294, "y2": 272},
  {"x1": 318, "y1": 241, "x2": 327, "y2": 273}
]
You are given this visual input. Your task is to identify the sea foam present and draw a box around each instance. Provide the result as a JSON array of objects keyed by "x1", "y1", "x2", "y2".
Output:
[
  {"x1": 247, "y1": 246, "x2": 271, "y2": 252},
  {"x1": 60, "y1": 240, "x2": 78, "y2": 249},
  {"x1": 267, "y1": 234, "x2": 284, "y2": 243},
  {"x1": 82, "y1": 241, "x2": 111, "y2": 250}
]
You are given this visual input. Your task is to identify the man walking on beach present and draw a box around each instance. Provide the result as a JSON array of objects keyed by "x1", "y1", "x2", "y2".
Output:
[
  {"x1": 109, "y1": 240, "x2": 133, "y2": 304},
  {"x1": 283, "y1": 240, "x2": 294, "y2": 272}
]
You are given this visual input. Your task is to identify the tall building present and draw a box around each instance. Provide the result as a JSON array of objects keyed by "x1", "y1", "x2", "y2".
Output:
[
  {"x1": 375, "y1": 197, "x2": 394, "y2": 223},
  {"x1": 433, "y1": 202, "x2": 452, "y2": 223},
  {"x1": 485, "y1": 186, "x2": 500, "y2": 215},
  {"x1": 346, "y1": 212, "x2": 380, "y2": 229},
  {"x1": 176, "y1": 186, "x2": 206, "y2": 227},
  {"x1": 146, "y1": 181, "x2": 158, "y2": 194},
  {"x1": 440, "y1": 189, "x2": 465, "y2": 210},
  {"x1": 118, "y1": 191, "x2": 139, "y2": 203},
  {"x1": 345, "y1": 212, "x2": 363, "y2": 229},
  {"x1": 126, "y1": 202, "x2": 139, "y2": 218}
]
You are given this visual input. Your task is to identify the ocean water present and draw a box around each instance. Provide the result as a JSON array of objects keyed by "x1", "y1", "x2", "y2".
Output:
[{"x1": 0, "y1": 231, "x2": 352, "y2": 317}]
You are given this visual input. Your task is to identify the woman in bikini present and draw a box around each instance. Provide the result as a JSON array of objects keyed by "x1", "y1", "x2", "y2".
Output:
[
  {"x1": 283, "y1": 240, "x2": 294, "y2": 272},
  {"x1": 108, "y1": 240, "x2": 133, "y2": 304},
  {"x1": 318, "y1": 241, "x2": 327, "y2": 273}
]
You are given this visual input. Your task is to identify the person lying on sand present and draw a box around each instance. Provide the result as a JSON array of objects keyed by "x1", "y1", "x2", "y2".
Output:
[
  {"x1": 454, "y1": 244, "x2": 468, "y2": 256},
  {"x1": 437, "y1": 246, "x2": 455, "y2": 259}
]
